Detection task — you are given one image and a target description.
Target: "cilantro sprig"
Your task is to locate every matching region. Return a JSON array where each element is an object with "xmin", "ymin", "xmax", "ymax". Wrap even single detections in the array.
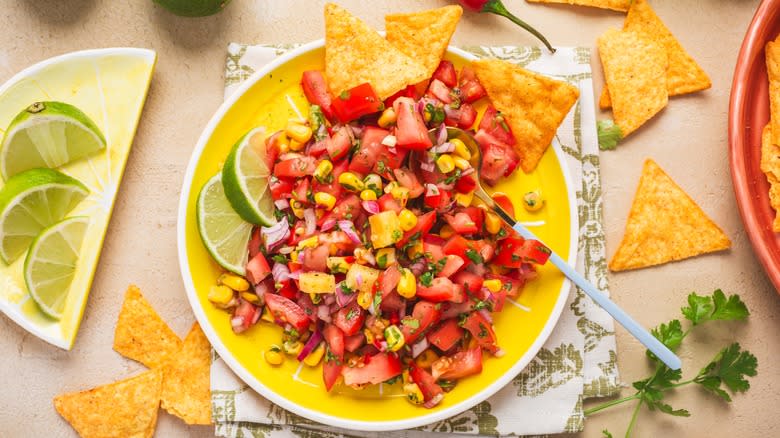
[
  {"xmin": 597, "ymin": 119, "xmax": 623, "ymax": 151},
  {"xmin": 587, "ymin": 290, "xmax": 756, "ymax": 437}
]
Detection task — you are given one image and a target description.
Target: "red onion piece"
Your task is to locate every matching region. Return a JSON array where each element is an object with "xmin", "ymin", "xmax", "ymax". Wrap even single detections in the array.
[
  {"xmin": 271, "ymin": 263, "xmax": 290, "ymax": 283},
  {"xmin": 478, "ymin": 309, "xmax": 493, "ymax": 323},
  {"xmin": 320, "ymin": 218, "xmax": 337, "ymax": 232},
  {"xmin": 297, "ymin": 329, "xmax": 324, "ymax": 361},
  {"xmin": 432, "ymin": 142, "xmax": 455, "ymax": 154},
  {"xmin": 335, "ymin": 283, "xmax": 356, "ymax": 307},
  {"xmin": 317, "ymin": 305, "xmax": 332, "ymax": 323},
  {"xmin": 304, "ymin": 208, "xmax": 317, "ymax": 235},
  {"xmin": 424, "ymin": 393, "xmax": 444, "ymax": 409},
  {"xmin": 494, "ymin": 348, "xmax": 506, "ymax": 358},
  {"xmin": 436, "ymin": 124, "xmax": 448, "ymax": 145},
  {"xmin": 461, "ymin": 167, "xmax": 475, "ymax": 176},
  {"xmin": 278, "ymin": 246, "xmax": 294, "ymax": 255},
  {"xmin": 287, "ymin": 270, "xmax": 301, "ymax": 280},
  {"xmin": 362, "ymin": 200, "xmax": 380, "ymax": 215},
  {"xmin": 355, "ymin": 273, "xmax": 363, "ymax": 288},
  {"xmin": 420, "ymin": 162, "xmax": 435, "ymax": 172},
  {"xmin": 278, "ymin": 152, "xmax": 304, "ymax": 161},
  {"xmin": 323, "ymin": 294, "xmax": 336, "ymax": 306},
  {"xmin": 274, "ymin": 199, "xmax": 290, "ymax": 210},
  {"xmin": 231, "ymin": 316, "xmax": 246, "ymax": 333},
  {"xmin": 411, "ymin": 338, "xmax": 429, "ymax": 358},
  {"xmin": 338, "ymin": 220, "xmax": 362, "ymax": 245},
  {"xmin": 261, "ymin": 216, "xmax": 289, "ymax": 252}
]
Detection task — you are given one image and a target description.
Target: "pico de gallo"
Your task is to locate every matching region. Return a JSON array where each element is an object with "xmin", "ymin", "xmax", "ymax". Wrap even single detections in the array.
[{"xmin": 207, "ymin": 60, "xmax": 551, "ymax": 408}]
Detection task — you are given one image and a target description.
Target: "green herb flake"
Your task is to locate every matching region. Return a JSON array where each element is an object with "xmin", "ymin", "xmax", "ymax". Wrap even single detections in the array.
[
  {"xmin": 465, "ymin": 249, "xmax": 484, "ymax": 265},
  {"xmin": 339, "ymin": 90, "xmax": 351, "ymax": 100},
  {"xmin": 597, "ymin": 119, "xmax": 623, "ymax": 151},
  {"xmin": 420, "ymin": 271, "xmax": 433, "ymax": 287}
]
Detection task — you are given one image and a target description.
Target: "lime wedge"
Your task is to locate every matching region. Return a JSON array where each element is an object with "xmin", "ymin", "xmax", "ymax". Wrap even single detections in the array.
[
  {"xmin": 24, "ymin": 216, "xmax": 89, "ymax": 319},
  {"xmin": 197, "ymin": 172, "xmax": 253, "ymax": 275},
  {"xmin": 0, "ymin": 101, "xmax": 106, "ymax": 180},
  {"xmin": 0, "ymin": 168, "xmax": 88, "ymax": 264},
  {"xmin": 222, "ymin": 127, "xmax": 276, "ymax": 226}
]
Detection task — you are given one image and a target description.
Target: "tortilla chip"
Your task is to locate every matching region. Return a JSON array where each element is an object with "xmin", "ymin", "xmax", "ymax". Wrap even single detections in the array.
[
  {"xmin": 161, "ymin": 323, "xmax": 212, "ymax": 425},
  {"xmin": 599, "ymin": 87, "xmax": 612, "ymax": 109},
  {"xmin": 766, "ymin": 38, "xmax": 780, "ymax": 145},
  {"xmin": 113, "ymin": 285, "xmax": 182, "ymax": 369},
  {"xmin": 597, "ymin": 28, "xmax": 668, "ymax": 136},
  {"xmin": 760, "ymin": 124, "xmax": 780, "ymax": 231},
  {"xmin": 526, "ymin": 0, "xmax": 630, "ymax": 12},
  {"xmin": 324, "ymin": 3, "xmax": 428, "ymax": 99},
  {"xmin": 599, "ymin": 0, "xmax": 711, "ymax": 109},
  {"xmin": 609, "ymin": 159, "xmax": 730, "ymax": 271},
  {"xmin": 386, "ymin": 6, "xmax": 462, "ymax": 79},
  {"xmin": 54, "ymin": 369, "xmax": 162, "ymax": 438},
  {"xmin": 472, "ymin": 59, "xmax": 579, "ymax": 173}
]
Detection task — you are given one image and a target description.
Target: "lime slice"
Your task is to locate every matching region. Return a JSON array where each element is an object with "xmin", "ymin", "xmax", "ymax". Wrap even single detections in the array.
[
  {"xmin": 222, "ymin": 127, "xmax": 276, "ymax": 226},
  {"xmin": 0, "ymin": 101, "xmax": 106, "ymax": 180},
  {"xmin": 24, "ymin": 216, "xmax": 89, "ymax": 319},
  {"xmin": 197, "ymin": 172, "xmax": 253, "ymax": 275},
  {"xmin": 0, "ymin": 168, "xmax": 88, "ymax": 264}
]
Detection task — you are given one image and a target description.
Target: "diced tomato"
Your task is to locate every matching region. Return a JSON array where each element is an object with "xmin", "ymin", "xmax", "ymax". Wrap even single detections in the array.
[
  {"xmin": 432, "ymin": 60, "xmax": 458, "ymax": 88},
  {"xmin": 394, "ymin": 97, "xmax": 432, "ymax": 150},
  {"xmin": 302, "ymin": 244, "xmax": 329, "ymax": 272},
  {"xmin": 424, "ymin": 183, "xmax": 451, "ymax": 209},
  {"xmin": 269, "ymin": 176, "xmax": 294, "ymax": 200},
  {"xmin": 307, "ymin": 140, "xmax": 329, "ymax": 157},
  {"xmin": 453, "ymin": 270, "xmax": 483, "ymax": 293},
  {"xmin": 442, "ymin": 235, "xmax": 469, "ymax": 260},
  {"xmin": 320, "ymin": 194, "xmax": 361, "ymax": 225},
  {"xmin": 440, "ymin": 300, "xmax": 477, "ymax": 320},
  {"xmin": 323, "ymin": 324, "xmax": 345, "ymax": 359},
  {"xmin": 327, "ymin": 126, "xmax": 353, "ymax": 161},
  {"xmin": 374, "ymin": 145, "xmax": 408, "ymax": 179},
  {"xmin": 417, "ymin": 277, "xmax": 465, "ymax": 303},
  {"xmin": 409, "ymin": 364, "xmax": 443, "ymax": 406},
  {"xmin": 396, "ymin": 211, "xmax": 436, "ymax": 248},
  {"xmin": 427, "ymin": 318, "xmax": 464, "ymax": 352},
  {"xmin": 232, "ymin": 299, "xmax": 259, "ymax": 333},
  {"xmin": 331, "ymin": 83, "xmax": 384, "ymax": 123},
  {"xmin": 301, "ymin": 70, "xmax": 336, "ymax": 121},
  {"xmin": 274, "ymin": 156, "xmax": 317, "ymax": 178},
  {"xmin": 479, "ymin": 105, "xmax": 516, "ymax": 145},
  {"xmin": 469, "ymin": 239, "xmax": 495, "ymax": 263},
  {"xmin": 333, "ymin": 301, "xmax": 365, "ymax": 336},
  {"xmin": 248, "ymin": 227, "xmax": 262, "ymax": 259},
  {"xmin": 349, "ymin": 126, "xmax": 388, "ymax": 175},
  {"xmin": 454, "ymin": 173, "xmax": 477, "ymax": 194},
  {"xmin": 457, "ymin": 103, "xmax": 477, "ymax": 129},
  {"xmin": 475, "ymin": 130, "xmax": 520, "ymax": 185},
  {"xmin": 444, "ymin": 212, "xmax": 479, "ymax": 234},
  {"xmin": 323, "ymin": 360, "xmax": 343, "ymax": 392},
  {"xmin": 459, "ymin": 79, "xmax": 486, "ymax": 104},
  {"xmin": 401, "ymin": 300, "xmax": 441, "ymax": 343},
  {"xmin": 423, "ymin": 234, "xmax": 446, "ymax": 261},
  {"xmin": 462, "ymin": 312, "xmax": 498, "ymax": 354},
  {"xmin": 494, "ymin": 237, "xmax": 551, "ymax": 268},
  {"xmin": 246, "ymin": 252, "xmax": 271, "ymax": 285},
  {"xmin": 380, "ymin": 290, "xmax": 405, "ymax": 312},
  {"xmin": 264, "ymin": 131, "xmax": 283, "ymax": 170},
  {"xmin": 393, "ymin": 168, "xmax": 424, "ymax": 198},
  {"xmin": 384, "ymin": 85, "xmax": 417, "ymax": 109},
  {"xmin": 296, "ymin": 293, "xmax": 317, "ymax": 320},
  {"xmin": 264, "ymin": 293, "xmax": 311, "ymax": 331},
  {"xmin": 427, "ymin": 79, "xmax": 454, "ymax": 104},
  {"xmin": 380, "ymin": 266, "xmax": 402, "ymax": 296},
  {"xmin": 492, "ymin": 192, "xmax": 515, "ymax": 217},
  {"xmin": 377, "ymin": 193, "xmax": 403, "ymax": 214},
  {"xmin": 292, "ymin": 177, "xmax": 310, "ymax": 204},
  {"xmin": 437, "ymin": 254, "xmax": 465, "ymax": 278},
  {"xmin": 486, "ymin": 273, "xmax": 522, "ymax": 298},
  {"xmin": 342, "ymin": 352, "xmax": 402, "ymax": 386},
  {"xmin": 344, "ymin": 333, "xmax": 366, "ymax": 352},
  {"xmin": 431, "ymin": 347, "xmax": 483, "ymax": 380},
  {"xmin": 319, "ymin": 230, "xmax": 359, "ymax": 254}
]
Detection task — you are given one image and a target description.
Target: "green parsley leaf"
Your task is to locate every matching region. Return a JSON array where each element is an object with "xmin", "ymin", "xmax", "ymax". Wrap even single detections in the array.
[
  {"xmin": 376, "ymin": 253, "xmax": 388, "ymax": 269},
  {"xmin": 650, "ymin": 319, "xmax": 684, "ymax": 352},
  {"xmin": 602, "ymin": 430, "xmax": 613, "ymax": 438},
  {"xmin": 465, "ymin": 249, "xmax": 484, "ymax": 265},
  {"xmin": 401, "ymin": 318, "xmax": 420, "ymax": 329},
  {"xmin": 682, "ymin": 290, "xmax": 749, "ymax": 326},
  {"xmin": 694, "ymin": 342, "xmax": 757, "ymax": 396},
  {"xmin": 420, "ymin": 271, "xmax": 433, "ymax": 287},
  {"xmin": 648, "ymin": 402, "xmax": 690, "ymax": 417},
  {"xmin": 339, "ymin": 90, "xmax": 350, "ymax": 100},
  {"xmin": 271, "ymin": 254, "xmax": 288, "ymax": 264},
  {"xmin": 597, "ymin": 119, "xmax": 623, "ymax": 151},
  {"xmin": 392, "ymin": 229, "xmax": 403, "ymax": 242}
]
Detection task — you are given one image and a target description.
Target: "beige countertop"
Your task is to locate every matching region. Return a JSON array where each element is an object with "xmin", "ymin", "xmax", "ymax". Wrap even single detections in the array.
[{"xmin": 1, "ymin": 0, "xmax": 779, "ymax": 436}]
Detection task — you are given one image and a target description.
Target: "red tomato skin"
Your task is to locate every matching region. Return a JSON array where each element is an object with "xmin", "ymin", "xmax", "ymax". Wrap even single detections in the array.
[
  {"xmin": 431, "ymin": 347, "xmax": 483, "ymax": 380},
  {"xmin": 327, "ymin": 126, "xmax": 353, "ymax": 161},
  {"xmin": 432, "ymin": 60, "xmax": 458, "ymax": 87},
  {"xmin": 333, "ymin": 302, "xmax": 366, "ymax": 336},
  {"xmin": 264, "ymin": 293, "xmax": 311, "ymax": 331},
  {"xmin": 323, "ymin": 360, "xmax": 343, "ymax": 392},
  {"xmin": 344, "ymin": 333, "xmax": 366, "ymax": 352},
  {"xmin": 462, "ymin": 311, "xmax": 499, "ymax": 354},
  {"xmin": 452, "ymin": 270, "xmax": 484, "ymax": 293},
  {"xmin": 301, "ymin": 70, "xmax": 336, "ymax": 121},
  {"xmin": 349, "ymin": 126, "xmax": 389, "ymax": 175},
  {"xmin": 457, "ymin": 103, "xmax": 477, "ymax": 129},
  {"xmin": 378, "ymin": 193, "xmax": 403, "ymax": 214},
  {"xmin": 394, "ymin": 97, "xmax": 433, "ymax": 151},
  {"xmin": 323, "ymin": 324, "xmax": 345, "ymax": 359},
  {"xmin": 396, "ymin": 211, "xmax": 436, "ymax": 248},
  {"xmin": 401, "ymin": 300, "xmax": 442, "ymax": 343},
  {"xmin": 341, "ymin": 353, "xmax": 402, "ymax": 385},
  {"xmin": 331, "ymin": 83, "xmax": 384, "ymax": 123},
  {"xmin": 417, "ymin": 277, "xmax": 465, "ymax": 303},
  {"xmin": 426, "ymin": 318, "xmax": 464, "ymax": 352},
  {"xmin": 409, "ymin": 364, "xmax": 443, "ymax": 404},
  {"xmin": 270, "ymin": 176, "xmax": 294, "ymax": 200},
  {"xmin": 246, "ymin": 252, "xmax": 271, "ymax": 285},
  {"xmin": 479, "ymin": 105, "xmax": 516, "ymax": 146},
  {"xmin": 273, "ymin": 156, "xmax": 317, "ymax": 178}
]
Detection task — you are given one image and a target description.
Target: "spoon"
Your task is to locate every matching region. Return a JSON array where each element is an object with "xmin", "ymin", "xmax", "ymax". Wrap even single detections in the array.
[{"xmin": 425, "ymin": 127, "xmax": 681, "ymax": 371}]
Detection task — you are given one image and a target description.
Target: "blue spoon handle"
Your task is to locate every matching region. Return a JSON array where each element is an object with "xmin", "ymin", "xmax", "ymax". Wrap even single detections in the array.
[{"xmin": 510, "ymin": 222, "xmax": 681, "ymax": 370}]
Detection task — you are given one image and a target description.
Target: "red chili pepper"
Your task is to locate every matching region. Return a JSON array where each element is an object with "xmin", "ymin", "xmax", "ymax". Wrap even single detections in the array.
[{"xmin": 457, "ymin": 0, "xmax": 555, "ymax": 53}]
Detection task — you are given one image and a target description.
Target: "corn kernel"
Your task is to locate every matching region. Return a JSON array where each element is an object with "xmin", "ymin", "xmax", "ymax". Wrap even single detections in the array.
[
  {"xmin": 483, "ymin": 279, "xmax": 502, "ymax": 293},
  {"xmin": 384, "ymin": 325, "xmax": 405, "ymax": 352},
  {"xmin": 327, "ymin": 256, "xmax": 353, "ymax": 274},
  {"xmin": 261, "ymin": 306, "xmax": 274, "ymax": 323},
  {"xmin": 406, "ymin": 240, "xmax": 424, "ymax": 260},
  {"xmin": 314, "ymin": 192, "xmax": 336, "ymax": 210},
  {"xmin": 451, "ymin": 138, "xmax": 472, "ymax": 160},
  {"xmin": 484, "ymin": 211, "xmax": 502, "ymax": 234},
  {"xmin": 218, "ymin": 273, "xmax": 250, "ymax": 292},
  {"xmin": 436, "ymin": 154, "xmax": 455, "ymax": 173},
  {"xmin": 397, "ymin": 268, "xmax": 417, "ymax": 298},
  {"xmin": 286, "ymin": 122, "xmax": 313, "ymax": 144},
  {"xmin": 523, "ymin": 190, "xmax": 544, "ymax": 212},
  {"xmin": 357, "ymin": 290, "xmax": 373, "ymax": 309},
  {"xmin": 383, "ymin": 181, "xmax": 399, "ymax": 194},
  {"xmin": 310, "ymin": 292, "xmax": 322, "ymax": 304},
  {"xmin": 398, "ymin": 209, "xmax": 418, "ymax": 231},
  {"xmin": 276, "ymin": 134, "xmax": 291, "ymax": 154},
  {"xmin": 241, "ymin": 292, "xmax": 261, "ymax": 304},
  {"xmin": 390, "ymin": 186, "xmax": 410, "ymax": 206},
  {"xmin": 303, "ymin": 342, "xmax": 326, "ymax": 366},
  {"xmin": 363, "ymin": 174, "xmax": 383, "ymax": 193},
  {"xmin": 377, "ymin": 107, "xmax": 397, "ymax": 128},
  {"xmin": 415, "ymin": 349, "xmax": 440, "ymax": 369},
  {"xmin": 289, "ymin": 139, "xmax": 305, "ymax": 151},
  {"xmin": 404, "ymin": 384, "xmax": 424, "ymax": 404},
  {"xmin": 338, "ymin": 172, "xmax": 365, "ymax": 192},
  {"xmin": 439, "ymin": 224, "xmax": 455, "ymax": 239},
  {"xmin": 283, "ymin": 340, "xmax": 303, "ymax": 356},
  {"xmin": 208, "ymin": 285, "xmax": 234, "ymax": 307},
  {"xmin": 363, "ymin": 328, "xmax": 375, "ymax": 345},
  {"xmin": 375, "ymin": 248, "xmax": 397, "ymax": 268},
  {"xmin": 454, "ymin": 191, "xmax": 474, "ymax": 207},
  {"xmin": 291, "ymin": 200, "xmax": 306, "ymax": 219},
  {"xmin": 297, "ymin": 235, "xmax": 319, "ymax": 250},
  {"xmin": 360, "ymin": 189, "xmax": 377, "ymax": 201},
  {"xmin": 290, "ymin": 250, "xmax": 299, "ymax": 263},
  {"xmin": 453, "ymin": 156, "xmax": 471, "ymax": 170},
  {"xmin": 314, "ymin": 159, "xmax": 333, "ymax": 182},
  {"xmin": 265, "ymin": 345, "xmax": 284, "ymax": 366}
]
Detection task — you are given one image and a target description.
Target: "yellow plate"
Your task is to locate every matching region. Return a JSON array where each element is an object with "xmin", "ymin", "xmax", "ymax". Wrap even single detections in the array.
[
  {"xmin": 0, "ymin": 48, "xmax": 156, "ymax": 349},
  {"xmin": 178, "ymin": 41, "xmax": 577, "ymax": 431}
]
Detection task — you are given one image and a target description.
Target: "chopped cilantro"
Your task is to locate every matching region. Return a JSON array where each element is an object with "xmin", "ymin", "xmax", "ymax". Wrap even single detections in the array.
[
  {"xmin": 340, "ymin": 282, "xmax": 354, "ymax": 295},
  {"xmin": 497, "ymin": 228, "xmax": 507, "ymax": 238},
  {"xmin": 392, "ymin": 229, "xmax": 403, "ymax": 241},
  {"xmin": 511, "ymin": 253, "xmax": 521, "ymax": 262},
  {"xmin": 420, "ymin": 271, "xmax": 433, "ymax": 287},
  {"xmin": 465, "ymin": 249, "xmax": 484, "ymax": 265},
  {"xmin": 271, "ymin": 254, "xmax": 288, "ymax": 264},
  {"xmin": 377, "ymin": 253, "xmax": 388, "ymax": 268},
  {"xmin": 339, "ymin": 90, "xmax": 351, "ymax": 100},
  {"xmin": 478, "ymin": 323, "xmax": 489, "ymax": 338},
  {"xmin": 376, "ymin": 160, "xmax": 387, "ymax": 174},
  {"xmin": 597, "ymin": 119, "xmax": 623, "ymax": 151},
  {"xmin": 384, "ymin": 375, "xmax": 402, "ymax": 385},
  {"xmin": 443, "ymin": 169, "xmax": 462, "ymax": 185},
  {"xmin": 401, "ymin": 318, "xmax": 420, "ymax": 329},
  {"xmin": 346, "ymin": 308, "xmax": 358, "ymax": 320}
]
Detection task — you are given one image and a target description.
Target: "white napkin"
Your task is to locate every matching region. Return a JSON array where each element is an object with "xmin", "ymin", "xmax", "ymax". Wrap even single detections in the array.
[{"xmin": 212, "ymin": 43, "xmax": 620, "ymax": 437}]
